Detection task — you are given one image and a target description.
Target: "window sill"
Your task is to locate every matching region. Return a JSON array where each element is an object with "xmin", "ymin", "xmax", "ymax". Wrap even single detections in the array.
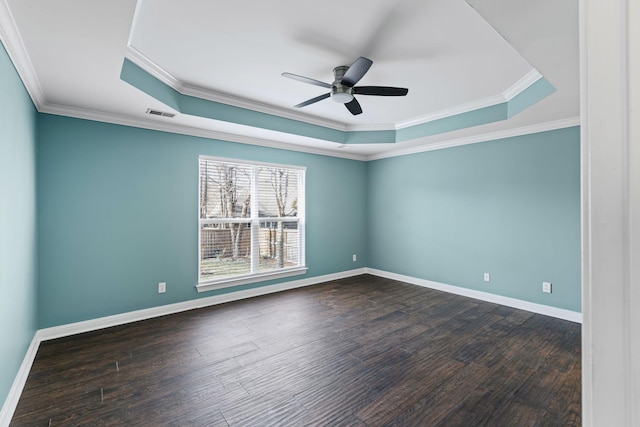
[{"xmin": 196, "ymin": 266, "xmax": 308, "ymax": 293}]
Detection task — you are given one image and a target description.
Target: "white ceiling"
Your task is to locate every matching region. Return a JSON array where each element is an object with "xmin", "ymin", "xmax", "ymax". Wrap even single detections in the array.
[{"xmin": 0, "ymin": 0, "xmax": 579, "ymax": 160}]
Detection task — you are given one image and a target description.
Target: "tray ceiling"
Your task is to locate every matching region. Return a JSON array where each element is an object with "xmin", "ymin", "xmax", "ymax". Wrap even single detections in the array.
[{"xmin": 0, "ymin": 0, "xmax": 579, "ymax": 159}]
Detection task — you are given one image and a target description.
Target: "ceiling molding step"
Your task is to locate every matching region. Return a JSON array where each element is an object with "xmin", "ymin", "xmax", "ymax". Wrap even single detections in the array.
[
  {"xmin": 367, "ymin": 116, "xmax": 581, "ymax": 161},
  {"xmin": 504, "ymin": 69, "xmax": 543, "ymax": 101},
  {"xmin": 396, "ymin": 68, "xmax": 543, "ymax": 130},
  {"xmin": 125, "ymin": 45, "xmax": 182, "ymax": 90},
  {"xmin": 38, "ymin": 102, "xmax": 368, "ymax": 162},
  {"xmin": 397, "ymin": 102, "xmax": 509, "ymax": 142},
  {"xmin": 343, "ymin": 122, "xmax": 401, "ymax": 132},
  {"xmin": 120, "ymin": 58, "xmax": 351, "ymax": 144},
  {"xmin": 35, "ymin": 102, "xmax": 579, "ymax": 164},
  {"xmin": 124, "ymin": 45, "xmax": 549, "ymax": 137},
  {"xmin": 121, "ymin": 58, "xmax": 556, "ymax": 147},
  {"xmin": 178, "ymin": 81, "xmax": 348, "ymax": 131},
  {"xmin": 124, "ymin": 46, "xmax": 350, "ymax": 132},
  {"xmin": 507, "ymin": 76, "xmax": 556, "ymax": 118},
  {"xmin": 0, "ymin": 0, "xmax": 46, "ymax": 109},
  {"xmin": 396, "ymin": 94, "xmax": 506, "ymax": 130}
]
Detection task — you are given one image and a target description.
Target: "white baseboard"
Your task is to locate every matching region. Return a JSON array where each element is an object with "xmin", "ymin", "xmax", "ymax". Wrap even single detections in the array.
[
  {"xmin": 1, "ymin": 266, "xmax": 581, "ymax": 426},
  {"xmin": 37, "ymin": 268, "xmax": 367, "ymax": 341},
  {"xmin": 366, "ymin": 268, "xmax": 582, "ymax": 323},
  {"xmin": 0, "ymin": 335, "xmax": 40, "ymax": 427},
  {"xmin": 0, "ymin": 268, "xmax": 366, "ymax": 426}
]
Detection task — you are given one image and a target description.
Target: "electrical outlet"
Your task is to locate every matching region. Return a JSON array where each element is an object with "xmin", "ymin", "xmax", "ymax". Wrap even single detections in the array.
[
  {"xmin": 353, "ymin": 254, "xmax": 357, "ymax": 262},
  {"xmin": 542, "ymin": 282, "xmax": 552, "ymax": 293},
  {"xmin": 158, "ymin": 282, "xmax": 166, "ymax": 293},
  {"xmin": 483, "ymin": 272, "xmax": 490, "ymax": 282}
]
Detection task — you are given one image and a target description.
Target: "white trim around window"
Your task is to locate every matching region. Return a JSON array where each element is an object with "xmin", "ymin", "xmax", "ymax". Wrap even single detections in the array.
[{"xmin": 196, "ymin": 156, "xmax": 306, "ymax": 292}]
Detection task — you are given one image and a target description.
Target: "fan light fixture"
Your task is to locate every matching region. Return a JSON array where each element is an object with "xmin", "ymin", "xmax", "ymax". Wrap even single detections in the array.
[{"xmin": 331, "ymin": 89, "xmax": 354, "ymax": 104}]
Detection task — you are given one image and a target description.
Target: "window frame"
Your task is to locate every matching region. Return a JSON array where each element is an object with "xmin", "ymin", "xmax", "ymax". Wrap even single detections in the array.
[{"xmin": 196, "ymin": 155, "xmax": 307, "ymax": 292}]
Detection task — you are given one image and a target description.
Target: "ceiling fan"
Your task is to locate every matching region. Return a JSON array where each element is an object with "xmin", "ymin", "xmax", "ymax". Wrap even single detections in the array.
[{"xmin": 282, "ymin": 57, "xmax": 408, "ymax": 115}]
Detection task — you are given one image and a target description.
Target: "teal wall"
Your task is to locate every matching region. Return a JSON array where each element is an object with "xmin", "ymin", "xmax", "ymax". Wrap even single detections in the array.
[
  {"xmin": 0, "ymin": 43, "xmax": 38, "ymax": 407},
  {"xmin": 367, "ymin": 127, "xmax": 581, "ymax": 312},
  {"xmin": 36, "ymin": 115, "xmax": 368, "ymax": 328},
  {"xmin": 0, "ymin": 38, "xmax": 581, "ymax": 414}
]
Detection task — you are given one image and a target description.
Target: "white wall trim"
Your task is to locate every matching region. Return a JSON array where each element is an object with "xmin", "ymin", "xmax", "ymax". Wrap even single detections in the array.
[
  {"xmin": 1, "ymin": 265, "xmax": 582, "ymax": 425},
  {"xmin": 0, "ymin": 335, "xmax": 40, "ymax": 427},
  {"xmin": 366, "ymin": 268, "xmax": 582, "ymax": 323},
  {"xmin": 366, "ymin": 117, "xmax": 581, "ymax": 161},
  {"xmin": 38, "ymin": 102, "xmax": 581, "ymax": 164},
  {"xmin": 394, "ymin": 94, "xmax": 506, "ymax": 130},
  {"xmin": 503, "ymin": 69, "xmax": 544, "ymax": 101},
  {"xmin": 394, "ymin": 70, "xmax": 541, "ymax": 130},
  {"xmin": 580, "ymin": 0, "xmax": 639, "ymax": 424},
  {"xmin": 1, "ymin": 9, "xmax": 574, "ymax": 167},
  {"xmin": 579, "ymin": 2, "xmax": 592, "ymax": 423},
  {"xmin": 0, "ymin": 0, "xmax": 46, "ymax": 108},
  {"xmin": 19, "ymin": 267, "xmax": 583, "ymax": 343},
  {"xmin": 196, "ymin": 267, "xmax": 308, "ymax": 293},
  {"xmin": 37, "ymin": 268, "xmax": 366, "ymax": 341},
  {"xmin": 629, "ymin": 2, "xmax": 640, "ymax": 423},
  {"xmin": 0, "ymin": 268, "xmax": 365, "ymax": 425},
  {"xmin": 38, "ymin": 103, "xmax": 368, "ymax": 161},
  {"xmin": 124, "ymin": 46, "xmax": 350, "ymax": 132},
  {"xmin": 1, "ymin": 0, "xmax": 570, "ymax": 164},
  {"xmin": 125, "ymin": 44, "xmax": 545, "ymax": 135},
  {"xmin": 125, "ymin": 45, "xmax": 182, "ymax": 93}
]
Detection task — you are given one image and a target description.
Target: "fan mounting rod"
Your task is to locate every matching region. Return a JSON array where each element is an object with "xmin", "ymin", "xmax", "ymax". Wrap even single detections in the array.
[{"xmin": 331, "ymin": 66, "xmax": 353, "ymax": 104}]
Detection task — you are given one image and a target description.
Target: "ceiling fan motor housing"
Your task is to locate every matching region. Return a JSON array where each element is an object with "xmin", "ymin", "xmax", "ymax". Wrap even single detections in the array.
[{"xmin": 331, "ymin": 65, "xmax": 354, "ymax": 103}]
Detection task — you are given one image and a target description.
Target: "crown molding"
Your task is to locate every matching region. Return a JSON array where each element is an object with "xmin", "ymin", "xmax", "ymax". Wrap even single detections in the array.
[
  {"xmin": 2, "ymin": 0, "xmax": 566, "ymax": 164},
  {"xmin": 123, "ymin": 50, "xmax": 556, "ymax": 149},
  {"xmin": 39, "ymin": 102, "xmax": 368, "ymax": 161},
  {"xmin": 395, "ymin": 69, "xmax": 543, "ymax": 130},
  {"xmin": 125, "ymin": 45, "xmax": 181, "ymax": 89},
  {"xmin": 39, "ymin": 102, "xmax": 579, "ymax": 164},
  {"xmin": 344, "ymin": 122, "xmax": 401, "ymax": 132},
  {"xmin": 367, "ymin": 116, "xmax": 581, "ymax": 161},
  {"xmin": 126, "ymin": 47, "xmax": 401, "ymax": 134},
  {"xmin": 124, "ymin": 43, "xmax": 546, "ymax": 136},
  {"xmin": 0, "ymin": 0, "xmax": 46, "ymax": 108},
  {"xmin": 504, "ymin": 69, "xmax": 543, "ymax": 100},
  {"xmin": 124, "ymin": 46, "xmax": 351, "ymax": 132},
  {"xmin": 396, "ymin": 94, "xmax": 506, "ymax": 129}
]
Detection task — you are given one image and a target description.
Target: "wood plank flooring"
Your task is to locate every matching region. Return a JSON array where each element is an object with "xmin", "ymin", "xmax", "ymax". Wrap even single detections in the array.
[{"xmin": 10, "ymin": 275, "xmax": 581, "ymax": 426}]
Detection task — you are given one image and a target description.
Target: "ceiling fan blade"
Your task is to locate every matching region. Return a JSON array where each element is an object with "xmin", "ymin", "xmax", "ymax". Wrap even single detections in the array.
[
  {"xmin": 294, "ymin": 92, "xmax": 331, "ymax": 108},
  {"xmin": 354, "ymin": 86, "xmax": 409, "ymax": 96},
  {"xmin": 344, "ymin": 98, "xmax": 363, "ymax": 115},
  {"xmin": 341, "ymin": 57, "xmax": 373, "ymax": 87},
  {"xmin": 282, "ymin": 72, "xmax": 332, "ymax": 89}
]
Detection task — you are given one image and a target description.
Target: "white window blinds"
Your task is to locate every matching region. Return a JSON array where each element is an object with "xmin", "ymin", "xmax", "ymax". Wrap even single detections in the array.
[{"xmin": 198, "ymin": 156, "xmax": 306, "ymax": 290}]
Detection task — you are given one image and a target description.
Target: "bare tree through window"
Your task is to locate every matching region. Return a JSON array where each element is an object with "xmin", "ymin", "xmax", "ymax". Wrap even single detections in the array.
[
  {"xmin": 199, "ymin": 158, "xmax": 304, "ymax": 284},
  {"xmin": 263, "ymin": 168, "xmax": 298, "ymax": 268}
]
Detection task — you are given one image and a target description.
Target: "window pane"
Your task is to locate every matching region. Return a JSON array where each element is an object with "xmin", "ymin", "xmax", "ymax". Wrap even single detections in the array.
[
  {"xmin": 258, "ymin": 221, "xmax": 299, "ymax": 272},
  {"xmin": 258, "ymin": 167, "xmax": 299, "ymax": 218},
  {"xmin": 200, "ymin": 222, "xmax": 251, "ymax": 281},
  {"xmin": 200, "ymin": 160, "xmax": 252, "ymax": 219},
  {"xmin": 199, "ymin": 156, "xmax": 305, "ymax": 287}
]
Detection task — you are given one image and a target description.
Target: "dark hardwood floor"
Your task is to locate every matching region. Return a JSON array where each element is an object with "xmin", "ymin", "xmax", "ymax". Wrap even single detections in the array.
[{"xmin": 10, "ymin": 275, "xmax": 581, "ymax": 426}]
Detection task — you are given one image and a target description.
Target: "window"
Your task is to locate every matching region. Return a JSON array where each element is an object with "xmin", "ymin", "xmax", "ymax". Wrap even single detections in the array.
[{"xmin": 198, "ymin": 156, "xmax": 306, "ymax": 291}]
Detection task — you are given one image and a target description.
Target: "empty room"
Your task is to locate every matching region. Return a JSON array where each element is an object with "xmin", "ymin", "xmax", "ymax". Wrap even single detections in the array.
[{"xmin": 1, "ymin": 0, "xmax": 637, "ymax": 426}]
